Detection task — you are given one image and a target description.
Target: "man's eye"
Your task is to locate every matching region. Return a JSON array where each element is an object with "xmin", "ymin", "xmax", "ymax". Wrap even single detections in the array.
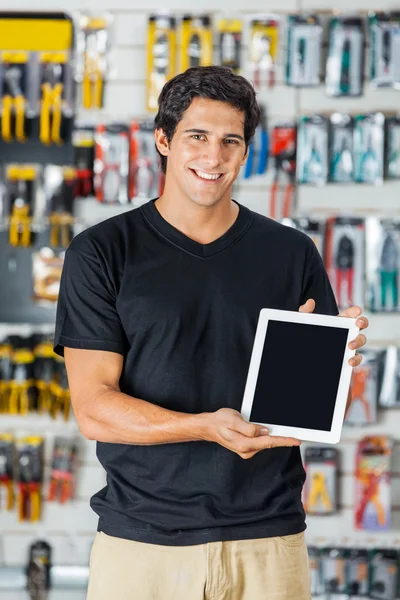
[
  {"xmin": 191, "ymin": 134, "xmax": 205, "ymax": 140},
  {"xmin": 225, "ymin": 139, "xmax": 239, "ymax": 144}
]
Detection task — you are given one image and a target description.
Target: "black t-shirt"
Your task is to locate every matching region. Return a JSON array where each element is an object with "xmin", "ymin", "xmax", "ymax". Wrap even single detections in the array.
[{"xmin": 54, "ymin": 199, "xmax": 338, "ymax": 546}]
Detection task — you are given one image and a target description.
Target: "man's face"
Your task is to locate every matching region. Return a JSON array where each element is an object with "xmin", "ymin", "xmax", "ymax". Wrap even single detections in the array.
[{"xmin": 156, "ymin": 97, "xmax": 248, "ymax": 208}]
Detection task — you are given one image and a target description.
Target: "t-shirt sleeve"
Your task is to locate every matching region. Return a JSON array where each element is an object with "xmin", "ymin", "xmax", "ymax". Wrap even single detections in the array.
[
  {"xmin": 54, "ymin": 244, "xmax": 126, "ymax": 357},
  {"xmin": 300, "ymin": 239, "xmax": 338, "ymax": 317}
]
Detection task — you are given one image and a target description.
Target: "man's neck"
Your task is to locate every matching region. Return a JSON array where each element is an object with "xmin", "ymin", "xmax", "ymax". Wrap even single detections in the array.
[{"xmin": 154, "ymin": 193, "xmax": 239, "ymax": 245}]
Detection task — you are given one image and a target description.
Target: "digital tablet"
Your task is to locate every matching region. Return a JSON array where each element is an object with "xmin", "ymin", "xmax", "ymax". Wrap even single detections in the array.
[{"xmin": 240, "ymin": 308, "xmax": 359, "ymax": 444}]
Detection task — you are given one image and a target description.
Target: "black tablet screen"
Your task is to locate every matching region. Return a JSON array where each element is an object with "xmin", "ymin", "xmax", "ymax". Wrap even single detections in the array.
[{"xmin": 249, "ymin": 320, "xmax": 349, "ymax": 431}]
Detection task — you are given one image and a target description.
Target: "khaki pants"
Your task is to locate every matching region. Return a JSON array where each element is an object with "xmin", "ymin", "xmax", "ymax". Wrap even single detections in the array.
[{"xmin": 87, "ymin": 530, "xmax": 311, "ymax": 600}]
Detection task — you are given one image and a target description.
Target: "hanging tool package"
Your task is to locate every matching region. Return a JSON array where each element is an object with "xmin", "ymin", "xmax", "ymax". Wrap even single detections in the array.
[
  {"xmin": 130, "ymin": 120, "xmax": 162, "ymax": 204},
  {"xmin": 303, "ymin": 446, "xmax": 339, "ymax": 516},
  {"xmin": 77, "ymin": 14, "xmax": 112, "ymax": 111},
  {"xmin": 94, "ymin": 123, "xmax": 133, "ymax": 204},
  {"xmin": 0, "ymin": 433, "xmax": 14, "ymax": 511},
  {"xmin": 147, "ymin": 13, "xmax": 176, "ymax": 112},
  {"xmin": 325, "ymin": 16, "xmax": 364, "ymax": 97},
  {"xmin": 296, "ymin": 114, "xmax": 328, "ymax": 185},
  {"xmin": 73, "ymin": 125, "xmax": 95, "ymax": 197},
  {"xmin": 16, "ymin": 435, "xmax": 43, "ymax": 523},
  {"xmin": 329, "ymin": 113, "xmax": 354, "ymax": 183},
  {"xmin": 366, "ymin": 217, "xmax": 400, "ymax": 313},
  {"xmin": 353, "ymin": 112, "xmax": 385, "ymax": 185},
  {"xmin": 345, "ymin": 348, "xmax": 381, "ymax": 426},
  {"xmin": 369, "ymin": 12, "xmax": 400, "ymax": 89},
  {"xmin": 355, "ymin": 435, "xmax": 392, "ymax": 532},
  {"xmin": 385, "ymin": 116, "xmax": 400, "ymax": 180},
  {"xmin": 379, "ymin": 345, "xmax": 400, "ymax": 408},
  {"xmin": 0, "ymin": 51, "xmax": 31, "ymax": 143},
  {"xmin": 44, "ymin": 165, "xmax": 76, "ymax": 248},
  {"xmin": 325, "ymin": 216, "xmax": 365, "ymax": 311},
  {"xmin": 248, "ymin": 14, "xmax": 280, "ymax": 90},
  {"xmin": 269, "ymin": 121, "xmax": 296, "ymax": 220},
  {"xmin": 217, "ymin": 18, "xmax": 242, "ymax": 73},
  {"xmin": 26, "ymin": 540, "xmax": 52, "ymax": 600},
  {"xmin": 286, "ymin": 14, "xmax": 322, "ymax": 87},
  {"xmin": 180, "ymin": 14, "xmax": 212, "ymax": 72},
  {"xmin": 319, "ymin": 547, "xmax": 347, "ymax": 595},
  {"xmin": 48, "ymin": 436, "xmax": 78, "ymax": 504},
  {"xmin": 5, "ymin": 164, "xmax": 38, "ymax": 247}
]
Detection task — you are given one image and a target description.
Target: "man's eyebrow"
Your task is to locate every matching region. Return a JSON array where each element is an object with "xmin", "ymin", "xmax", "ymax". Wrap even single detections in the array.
[{"xmin": 183, "ymin": 128, "xmax": 245, "ymax": 141}]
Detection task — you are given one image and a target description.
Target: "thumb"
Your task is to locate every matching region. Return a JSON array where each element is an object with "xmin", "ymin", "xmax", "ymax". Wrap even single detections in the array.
[{"xmin": 299, "ymin": 298, "xmax": 316, "ymax": 313}]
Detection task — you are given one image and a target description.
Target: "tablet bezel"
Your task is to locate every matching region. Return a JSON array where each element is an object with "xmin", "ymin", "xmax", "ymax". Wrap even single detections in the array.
[{"xmin": 240, "ymin": 308, "xmax": 360, "ymax": 444}]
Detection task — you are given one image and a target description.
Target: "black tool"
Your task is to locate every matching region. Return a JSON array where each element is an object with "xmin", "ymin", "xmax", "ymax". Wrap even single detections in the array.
[{"xmin": 26, "ymin": 540, "xmax": 51, "ymax": 600}]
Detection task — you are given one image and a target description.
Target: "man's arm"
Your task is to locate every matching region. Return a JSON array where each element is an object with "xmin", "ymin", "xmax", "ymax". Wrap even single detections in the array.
[
  {"xmin": 65, "ymin": 347, "xmax": 206, "ymax": 445},
  {"xmin": 64, "ymin": 347, "xmax": 301, "ymax": 457}
]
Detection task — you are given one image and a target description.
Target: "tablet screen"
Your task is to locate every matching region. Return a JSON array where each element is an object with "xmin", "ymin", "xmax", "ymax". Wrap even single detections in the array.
[{"xmin": 249, "ymin": 320, "xmax": 349, "ymax": 431}]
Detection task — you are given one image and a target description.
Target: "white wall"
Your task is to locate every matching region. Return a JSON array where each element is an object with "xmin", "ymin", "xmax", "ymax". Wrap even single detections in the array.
[{"xmin": 0, "ymin": 0, "xmax": 400, "ymax": 598}]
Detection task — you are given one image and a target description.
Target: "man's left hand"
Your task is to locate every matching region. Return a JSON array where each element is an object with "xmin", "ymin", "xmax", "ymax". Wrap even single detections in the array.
[{"xmin": 299, "ymin": 299, "xmax": 369, "ymax": 367}]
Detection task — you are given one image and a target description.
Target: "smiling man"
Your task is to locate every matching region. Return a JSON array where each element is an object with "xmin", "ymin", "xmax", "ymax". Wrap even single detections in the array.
[{"xmin": 54, "ymin": 66, "xmax": 368, "ymax": 600}]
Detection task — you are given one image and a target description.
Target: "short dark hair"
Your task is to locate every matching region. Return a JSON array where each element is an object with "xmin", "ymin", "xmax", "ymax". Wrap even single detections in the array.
[{"xmin": 154, "ymin": 66, "xmax": 261, "ymax": 173}]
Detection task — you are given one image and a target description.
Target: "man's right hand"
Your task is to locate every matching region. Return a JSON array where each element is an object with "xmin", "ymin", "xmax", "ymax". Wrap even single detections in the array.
[{"xmin": 201, "ymin": 408, "xmax": 301, "ymax": 460}]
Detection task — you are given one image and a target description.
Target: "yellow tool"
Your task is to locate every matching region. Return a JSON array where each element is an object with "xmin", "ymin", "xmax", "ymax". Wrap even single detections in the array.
[
  {"xmin": 7, "ymin": 165, "xmax": 36, "ymax": 247},
  {"xmin": 81, "ymin": 16, "xmax": 109, "ymax": 109},
  {"xmin": 249, "ymin": 16, "xmax": 280, "ymax": 90},
  {"xmin": 51, "ymin": 354, "xmax": 71, "ymax": 421},
  {"xmin": 180, "ymin": 15, "xmax": 212, "ymax": 72},
  {"xmin": 307, "ymin": 472, "xmax": 333, "ymax": 512},
  {"xmin": 34, "ymin": 341, "xmax": 56, "ymax": 414},
  {"xmin": 217, "ymin": 19, "xmax": 242, "ymax": 73},
  {"xmin": 0, "ymin": 433, "xmax": 14, "ymax": 511},
  {"xmin": 9, "ymin": 201, "xmax": 31, "ymax": 247},
  {"xmin": 8, "ymin": 348, "xmax": 35, "ymax": 415},
  {"xmin": 51, "ymin": 386, "xmax": 71, "ymax": 421},
  {"xmin": 48, "ymin": 167, "xmax": 76, "ymax": 248},
  {"xmin": 147, "ymin": 14, "xmax": 176, "ymax": 112},
  {"xmin": 49, "ymin": 212, "xmax": 74, "ymax": 247},
  {"xmin": 1, "ymin": 52, "xmax": 27, "ymax": 143},
  {"xmin": 17, "ymin": 436, "xmax": 43, "ymax": 523},
  {"xmin": 40, "ymin": 55, "xmax": 66, "ymax": 145},
  {"xmin": 0, "ymin": 342, "xmax": 12, "ymax": 413}
]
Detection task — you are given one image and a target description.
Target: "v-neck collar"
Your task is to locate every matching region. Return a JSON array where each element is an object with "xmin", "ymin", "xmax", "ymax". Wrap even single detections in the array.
[{"xmin": 140, "ymin": 199, "xmax": 252, "ymax": 258}]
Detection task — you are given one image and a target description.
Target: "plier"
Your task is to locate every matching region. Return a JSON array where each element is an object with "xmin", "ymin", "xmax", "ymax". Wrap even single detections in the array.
[
  {"xmin": 335, "ymin": 233, "xmax": 354, "ymax": 307},
  {"xmin": 307, "ymin": 472, "xmax": 333, "ymax": 512},
  {"xmin": 270, "ymin": 157, "xmax": 295, "ymax": 220},
  {"xmin": 83, "ymin": 31, "xmax": 104, "ymax": 109},
  {"xmin": 1, "ymin": 66, "xmax": 26, "ymax": 143},
  {"xmin": 40, "ymin": 62, "xmax": 64, "ymax": 145}
]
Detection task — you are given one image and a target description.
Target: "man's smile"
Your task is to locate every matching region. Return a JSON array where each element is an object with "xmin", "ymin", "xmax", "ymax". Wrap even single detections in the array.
[{"xmin": 189, "ymin": 168, "xmax": 225, "ymax": 182}]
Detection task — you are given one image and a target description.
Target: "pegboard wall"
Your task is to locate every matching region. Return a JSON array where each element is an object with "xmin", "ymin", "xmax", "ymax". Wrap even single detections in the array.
[{"xmin": 0, "ymin": 1, "xmax": 400, "ymax": 598}]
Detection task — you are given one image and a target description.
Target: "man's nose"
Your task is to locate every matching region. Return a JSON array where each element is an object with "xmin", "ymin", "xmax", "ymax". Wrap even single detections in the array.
[{"xmin": 201, "ymin": 142, "xmax": 223, "ymax": 167}]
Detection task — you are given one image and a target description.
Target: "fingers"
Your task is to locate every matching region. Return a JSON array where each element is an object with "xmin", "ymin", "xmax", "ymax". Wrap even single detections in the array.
[
  {"xmin": 349, "ymin": 333, "xmax": 367, "ymax": 351},
  {"xmin": 237, "ymin": 435, "xmax": 302, "ymax": 459},
  {"xmin": 356, "ymin": 316, "xmax": 369, "ymax": 330},
  {"xmin": 338, "ymin": 307, "xmax": 369, "ymax": 333},
  {"xmin": 338, "ymin": 305, "xmax": 362, "ymax": 319},
  {"xmin": 267, "ymin": 436, "xmax": 302, "ymax": 448},
  {"xmin": 299, "ymin": 298, "xmax": 315, "ymax": 313},
  {"xmin": 231, "ymin": 418, "xmax": 268, "ymax": 438},
  {"xmin": 348, "ymin": 332, "xmax": 367, "ymax": 367},
  {"xmin": 224, "ymin": 428, "xmax": 301, "ymax": 458},
  {"xmin": 349, "ymin": 354, "xmax": 363, "ymax": 368}
]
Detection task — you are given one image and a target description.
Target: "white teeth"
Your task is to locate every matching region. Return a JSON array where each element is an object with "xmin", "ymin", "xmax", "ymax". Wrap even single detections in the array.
[{"xmin": 194, "ymin": 170, "xmax": 222, "ymax": 180}]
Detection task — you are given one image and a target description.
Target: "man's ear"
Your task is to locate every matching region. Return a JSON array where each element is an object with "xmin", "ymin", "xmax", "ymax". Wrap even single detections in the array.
[
  {"xmin": 241, "ymin": 147, "xmax": 249, "ymax": 166},
  {"xmin": 155, "ymin": 128, "xmax": 169, "ymax": 157}
]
